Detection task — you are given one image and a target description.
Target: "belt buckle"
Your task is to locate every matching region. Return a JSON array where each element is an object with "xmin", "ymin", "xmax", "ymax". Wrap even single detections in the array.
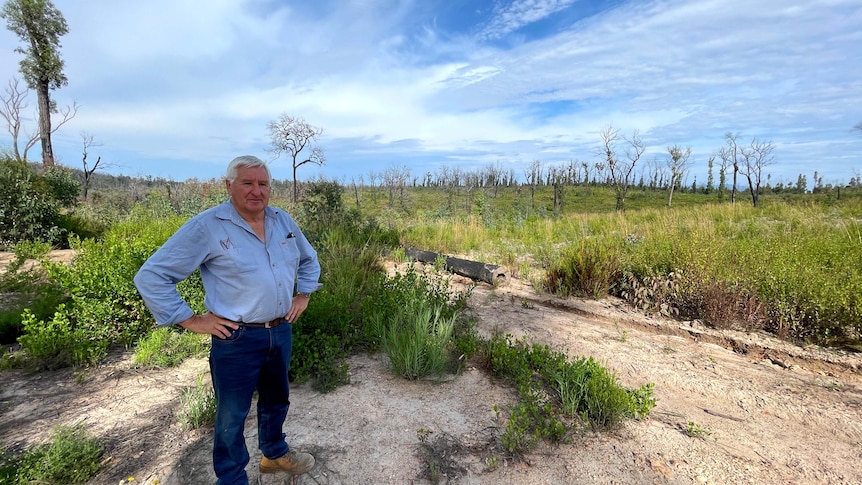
[{"xmin": 265, "ymin": 320, "xmax": 274, "ymax": 329}]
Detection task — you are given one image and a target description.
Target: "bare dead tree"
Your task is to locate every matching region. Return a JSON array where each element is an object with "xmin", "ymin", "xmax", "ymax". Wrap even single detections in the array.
[
  {"xmin": 738, "ymin": 138, "xmax": 775, "ymax": 207},
  {"xmin": 1, "ymin": 77, "xmax": 76, "ymax": 162},
  {"xmin": 600, "ymin": 125, "xmax": 644, "ymax": 211},
  {"xmin": 720, "ymin": 132, "xmax": 742, "ymax": 204},
  {"xmin": 547, "ymin": 164, "xmax": 566, "ymax": 216},
  {"xmin": 0, "ymin": 77, "xmax": 28, "ymax": 161},
  {"xmin": 79, "ymin": 131, "xmax": 119, "ymax": 198},
  {"xmin": 350, "ymin": 175, "xmax": 363, "ymax": 208},
  {"xmin": 266, "ymin": 114, "xmax": 325, "ymax": 203},
  {"xmin": 666, "ymin": 145, "xmax": 692, "ymax": 207},
  {"xmin": 524, "ymin": 159, "xmax": 542, "ymax": 210},
  {"xmin": 383, "ymin": 164, "xmax": 411, "ymax": 208}
]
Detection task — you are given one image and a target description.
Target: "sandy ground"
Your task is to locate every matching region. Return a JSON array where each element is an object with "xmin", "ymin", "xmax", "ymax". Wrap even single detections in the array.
[{"xmin": 1, "ymin": 256, "xmax": 861, "ymax": 484}]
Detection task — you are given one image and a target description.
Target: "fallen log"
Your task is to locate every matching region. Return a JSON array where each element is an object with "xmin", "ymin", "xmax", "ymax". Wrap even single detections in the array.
[{"xmin": 403, "ymin": 248, "xmax": 508, "ymax": 285}]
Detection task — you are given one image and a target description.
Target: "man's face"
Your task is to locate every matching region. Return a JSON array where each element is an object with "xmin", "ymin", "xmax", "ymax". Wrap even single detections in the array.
[{"xmin": 226, "ymin": 165, "xmax": 270, "ymax": 217}]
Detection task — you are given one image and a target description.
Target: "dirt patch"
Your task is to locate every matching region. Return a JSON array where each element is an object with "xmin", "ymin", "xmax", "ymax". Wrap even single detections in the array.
[
  {"xmin": 0, "ymin": 250, "xmax": 77, "ymax": 274},
  {"xmin": 1, "ymin": 256, "xmax": 861, "ymax": 484}
]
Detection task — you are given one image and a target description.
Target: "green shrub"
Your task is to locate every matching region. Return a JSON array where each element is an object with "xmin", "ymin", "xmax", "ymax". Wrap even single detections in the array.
[
  {"xmin": 17, "ymin": 307, "xmax": 109, "ymax": 368},
  {"xmin": 14, "ymin": 216, "xmax": 193, "ymax": 368},
  {"xmin": 289, "ymin": 225, "xmax": 388, "ymax": 389},
  {"xmin": 0, "ymin": 425, "xmax": 104, "ymax": 484},
  {"xmin": 37, "ymin": 166, "xmax": 80, "ymax": 207},
  {"xmin": 134, "ymin": 326, "xmax": 209, "ymax": 368},
  {"xmin": 0, "ymin": 161, "xmax": 66, "ymax": 247}
]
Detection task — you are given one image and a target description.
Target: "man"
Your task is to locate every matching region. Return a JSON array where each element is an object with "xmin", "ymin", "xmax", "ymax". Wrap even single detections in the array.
[{"xmin": 134, "ymin": 155, "xmax": 321, "ymax": 484}]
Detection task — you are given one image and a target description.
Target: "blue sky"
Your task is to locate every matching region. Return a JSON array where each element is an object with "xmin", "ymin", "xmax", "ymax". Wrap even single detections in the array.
[{"xmin": 1, "ymin": 0, "xmax": 860, "ymax": 187}]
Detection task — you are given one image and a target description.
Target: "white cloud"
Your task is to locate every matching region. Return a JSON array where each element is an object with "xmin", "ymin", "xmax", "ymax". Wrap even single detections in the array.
[
  {"xmin": 0, "ymin": 0, "xmax": 859, "ymax": 183},
  {"xmin": 479, "ymin": 0, "xmax": 578, "ymax": 40}
]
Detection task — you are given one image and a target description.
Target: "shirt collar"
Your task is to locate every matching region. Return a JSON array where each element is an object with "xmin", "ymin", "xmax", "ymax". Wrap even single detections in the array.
[{"xmin": 215, "ymin": 199, "xmax": 276, "ymax": 223}]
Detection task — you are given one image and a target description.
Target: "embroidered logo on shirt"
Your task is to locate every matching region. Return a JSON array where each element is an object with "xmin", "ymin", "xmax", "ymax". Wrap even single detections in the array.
[{"xmin": 220, "ymin": 237, "xmax": 231, "ymax": 250}]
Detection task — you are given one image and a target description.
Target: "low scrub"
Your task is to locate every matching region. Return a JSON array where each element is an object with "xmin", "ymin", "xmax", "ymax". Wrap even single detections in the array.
[
  {"xmin": 0, "ymin": 425, "xmax": 104, "ymax": 484},
  {"xmin": 483, "ymin": 335, "xmax": 655, "ymax": 454}
]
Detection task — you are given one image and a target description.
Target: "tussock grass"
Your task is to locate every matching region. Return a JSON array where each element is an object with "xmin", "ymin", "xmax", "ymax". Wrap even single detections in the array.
[{"xmin": 178, "ymin": 373, "xmax": 217, "ymax": 429}]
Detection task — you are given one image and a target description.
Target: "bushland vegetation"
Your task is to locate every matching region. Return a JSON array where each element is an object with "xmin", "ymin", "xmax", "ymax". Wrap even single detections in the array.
[{"xmin": 1, "ymin": 156, "xmax": 859, "ymax": 480}]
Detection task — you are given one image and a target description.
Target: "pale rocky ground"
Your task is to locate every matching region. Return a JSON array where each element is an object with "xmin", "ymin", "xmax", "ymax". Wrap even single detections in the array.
[{"xmin": 1, "ymin": 253, "xmax": 861, "ymax": 484}]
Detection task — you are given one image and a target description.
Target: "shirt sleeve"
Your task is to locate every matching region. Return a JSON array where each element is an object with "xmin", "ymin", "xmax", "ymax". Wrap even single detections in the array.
[
  {"xmin": 289, "ymin": 221, "xmax": 323, "ymax": 295},
  {"xmin": 134, "ymin": 218, "xmax": 210, "ymax": 326}
]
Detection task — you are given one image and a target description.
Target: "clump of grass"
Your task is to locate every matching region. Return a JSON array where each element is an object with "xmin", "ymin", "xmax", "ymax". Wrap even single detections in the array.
[
  {"xmin": 363, "ymin": 263, "xmax": 471, "ymax": 380},
  {"xmin": 376, "ymin": 300, "xmax": 456, "ymax": 380},
  {"xmin": 544, "ymin": 238, "xmax": 622, "ymax": 299},
  {"xmin": 0, "ymin": 425, "xmax": 104, "ymax": 484},
  {"xmin": 178, "ymin": 373, "xmax": 217, "ymax": 429}
]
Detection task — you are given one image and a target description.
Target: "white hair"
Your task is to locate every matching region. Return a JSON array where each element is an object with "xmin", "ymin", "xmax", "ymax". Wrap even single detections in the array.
[{"xmin": 225, "ymin": 155, "xmax": 271, "ymax": 183}]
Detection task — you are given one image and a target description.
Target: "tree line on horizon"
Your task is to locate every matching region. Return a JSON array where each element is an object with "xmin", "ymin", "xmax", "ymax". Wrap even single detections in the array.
[{"xmin": 2, "ymin": 0, "xmax": 860, "ymax": 212}]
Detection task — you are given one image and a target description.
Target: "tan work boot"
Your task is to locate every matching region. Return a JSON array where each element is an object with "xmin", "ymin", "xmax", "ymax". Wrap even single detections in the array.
[{"xmin": 259, "ymin": 450, "xmax": 315, "ymax": 475}]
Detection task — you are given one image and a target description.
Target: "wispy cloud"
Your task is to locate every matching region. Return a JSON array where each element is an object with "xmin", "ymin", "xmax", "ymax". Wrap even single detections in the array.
[
  {"xmin": 479, "ymin": 0, "xmax": 578, "ymax": 40},
  {"xmin": 0, "ymin": 0, "xmax": 859, "ymax": 184}
]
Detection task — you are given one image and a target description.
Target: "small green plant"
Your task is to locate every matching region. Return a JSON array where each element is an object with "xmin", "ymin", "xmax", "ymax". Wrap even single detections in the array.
[
  {"xmin": 416, "ymin": 427, "xmax": 432, "ymax": 442},
  {"xmin": 177, "ymin": 373, "xmax": 217, "ymax": 429},
  {"xmin": 0, "ymin": 424, "xmax": 104, "ymax": 484},
  {"xmin": 17, "ymin": 307, "xmax": 109, "ymax": 369},
  {"xmin": 685, "ymin": 421, "xmax": 713, "ymax": 439},
  {"xmin": 484, "ymin": 453, "xmax": 500, "ymax": 470},
  {"xmin": 615, "ymin": 328, "xmax": 629, "ymax": 342}
]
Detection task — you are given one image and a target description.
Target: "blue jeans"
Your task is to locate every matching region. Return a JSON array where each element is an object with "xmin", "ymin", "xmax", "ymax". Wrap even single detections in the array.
[{"xmin": 209, "ymin": 322, "xmax": 293, "ymax": 485}]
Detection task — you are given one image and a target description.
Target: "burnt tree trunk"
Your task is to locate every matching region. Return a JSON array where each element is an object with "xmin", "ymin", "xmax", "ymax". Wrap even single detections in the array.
[{"xmin": 403, "ymin": 248, "xmax": 507, "ymax": 285}]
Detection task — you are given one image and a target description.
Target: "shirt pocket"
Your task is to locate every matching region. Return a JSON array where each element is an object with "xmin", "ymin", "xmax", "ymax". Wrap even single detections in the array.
[
  {"xmin": 225, "ymin": 247, "xmax": 258, "ymax": 274},
  {"xmin": 278, "ymin": 238, "xmax": 301, "ymax": 267}
]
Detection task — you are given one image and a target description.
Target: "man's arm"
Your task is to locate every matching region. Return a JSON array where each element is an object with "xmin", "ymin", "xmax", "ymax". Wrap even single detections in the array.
[{"xmin": 134, "ymin": 219, "xmax": 210, "ymax": 326}]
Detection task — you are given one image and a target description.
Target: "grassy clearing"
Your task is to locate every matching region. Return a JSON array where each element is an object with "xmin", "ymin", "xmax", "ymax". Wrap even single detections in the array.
[{"xmin": 381, "ymin": 189, "xmax": 862, "ymax": 347}]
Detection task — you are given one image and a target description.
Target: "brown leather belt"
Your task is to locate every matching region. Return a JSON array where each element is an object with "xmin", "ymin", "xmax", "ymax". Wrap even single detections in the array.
[{"xmin": 239, "ymin": 318, "xmax": 285, "ymax": 329}]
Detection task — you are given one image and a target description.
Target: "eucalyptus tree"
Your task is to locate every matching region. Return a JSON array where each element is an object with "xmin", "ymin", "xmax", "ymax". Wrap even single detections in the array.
[
  {"xmin": 737, "ymin": 138, "xmax": 775, "ymax": 207},
  {"xmin": 718, "ymin": 132, "xmax": 775, "ymax": 207},
  {"xmin": 1, "ymin": 0, "xmax": 70, "ymax": 167},
  {"xmin": 266, "ymin": 114, "xmax": 325, "ymax": 202},
  {"xmin": 599, "ymin": 125, "xmax": 644, "ymax": 211},
  {"xmin": 666, "ymin": 145, "xmax": 692, "ymax": 207}
]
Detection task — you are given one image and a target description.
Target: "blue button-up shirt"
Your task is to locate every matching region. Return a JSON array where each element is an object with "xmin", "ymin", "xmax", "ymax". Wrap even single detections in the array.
[{"xmin": 134, "ymin": 200, "xmax": 322, "ymax": 326}]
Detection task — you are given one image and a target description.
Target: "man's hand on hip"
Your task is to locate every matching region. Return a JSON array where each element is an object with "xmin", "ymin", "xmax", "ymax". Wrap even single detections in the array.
[
  {"xmin": 286, "ymin": 294, "xmax": 310, "ymax": 323},
  {"xmin": 178, "ymin": 312, "xmax": 239, "ymax": 338}
]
